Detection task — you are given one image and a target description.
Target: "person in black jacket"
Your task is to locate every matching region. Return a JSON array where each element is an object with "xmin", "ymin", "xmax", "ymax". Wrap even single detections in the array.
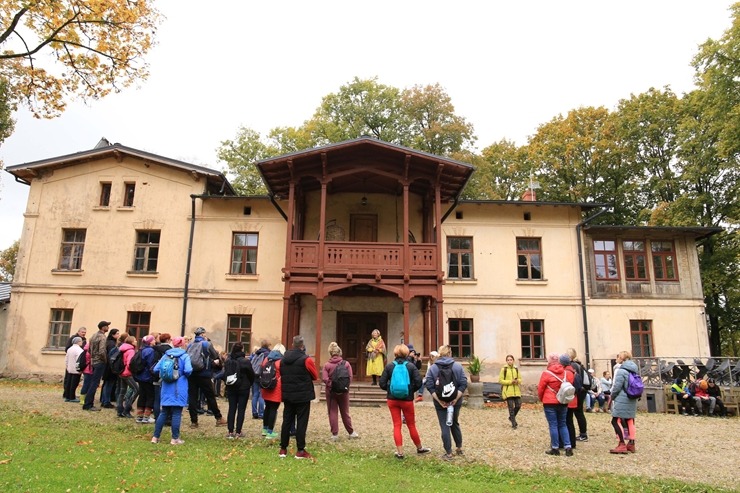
[
  {"xmin": 279, "ymin": 335, "xmax": 319, "ymax": 460},
  {"xmin": 706, "ymin": 378, "xmax": 727, "ymax": 417},
  {"xmin": 224, "ymin": 343, "xmax": 255, "ymax": 438},
  {"xmin": 379, "ymin": 343, "xmax": 431, "ymax": 459}
]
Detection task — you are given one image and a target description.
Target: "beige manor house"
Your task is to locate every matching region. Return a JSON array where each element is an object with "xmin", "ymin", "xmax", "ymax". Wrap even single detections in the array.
[{"xmin": 0, "ymin": 137, "xmax": 718, "ymax": 391}]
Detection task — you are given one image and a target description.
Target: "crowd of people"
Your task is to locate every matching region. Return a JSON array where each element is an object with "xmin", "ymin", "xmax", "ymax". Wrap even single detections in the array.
[{"xmin": 63, "ymin": 324, "xmax": 730, "ymax": 461}]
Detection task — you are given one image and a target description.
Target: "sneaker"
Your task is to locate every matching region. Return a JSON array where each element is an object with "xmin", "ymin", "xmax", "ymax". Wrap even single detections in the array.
[
  {"xmin": 227, "ymin": 433, "xmax": 235, "ymax": 439},
  {"xmin": 576, "ymin": 435, "xmax": 588, "ymax": 442},
  {"xmin": 609, "ymin": 442, "xmax": 629, "ymax": 454},
  {"xmin": 565, "ymin": 448, "xmax": 574, "ymax": 457},
  {"xmin": 265, "ymin": 431, "xmax": 279, "ymax": 440},
  {"xmin": 205, "ymin": 410, "xmax": 214, "ymax": 416},
  {"xmin": 394, "ymin": 452, "xmax": 404, "ymax": 460},
  {"xmin": 441, "ymin": 453, "xmax": 454, "ymax": 461},
  {"xmin": 545, "ymin": 448, "xmax": 560, "ymax": 456},
  {"xmin": 190, "ymin": 422, "xmax": 199, "ymax": 428},
  {"xmin": 261, "ymin": 427, "xmax": 268, "ymax": 437},
  {"xmin": 279, "ymin": 448, "xmax": 288, "ymax": 458},
  {"xmin": 456, "ymin": 448, "xmax": 464, "ymax": 456},
  {"xmin": 416, "ymin": 447, "xmax": 431, "ymax": 455},
  {"xmin": 144, "ymin": 416, "xmax": 155, "ymax": 424},
  {"xmin": 330, "ymin": 434, "xmax": 339, "ymax": 440},
  {"xmin": 102, "ymin": 403, "xmax": 115, "ymax": 409},
  {"xmin": 135, "ymin": 416, "xmax": 144, "ymax": 423},
  {"xmin": 235, "ymin": 433, "xmax": 245, "ymax": 439},
  {"xmin": 348, "ymin": 432, "xmax": 360, "ymax": 439},
  {"xmin": 84, "ymin": 406, "xmax": 101, "ymax": 412},
  {"xmin": 170, "ymin": 438, "xmax": 185, "ymax": 445},
  {"xmin": 150, "ymin": 437, "xmax": 159, "ymax": 444},
  {"xmin": 252, "ymin": 414, "xmax": 260, "ymax": 419},
  {"xmin": 294, "ymin": 450, "xmax": 314, "ymax": 460},
  {"xmin": 215, "ymin": 418, "xmax": 227, "ymax": 427}
]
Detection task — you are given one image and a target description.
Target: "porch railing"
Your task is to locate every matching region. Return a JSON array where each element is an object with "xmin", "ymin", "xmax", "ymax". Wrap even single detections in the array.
[{"xmin": 288, "ymin": 240, "xmax": 437, "ymax": 273}]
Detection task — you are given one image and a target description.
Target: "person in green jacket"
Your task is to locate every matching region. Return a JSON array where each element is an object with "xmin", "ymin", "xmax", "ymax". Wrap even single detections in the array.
[{"xmin": 499, "ymin": 354, "xmax": 522, "ymax": 428}]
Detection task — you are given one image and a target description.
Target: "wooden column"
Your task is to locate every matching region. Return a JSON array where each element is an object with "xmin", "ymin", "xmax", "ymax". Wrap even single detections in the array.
[
  {"xmin": 315, "ymin": 298, "xmax": 323, "ymax": 370},
  {"xmin": 434, "ymin": 179, "xmax": 444, "ymax": 348}
]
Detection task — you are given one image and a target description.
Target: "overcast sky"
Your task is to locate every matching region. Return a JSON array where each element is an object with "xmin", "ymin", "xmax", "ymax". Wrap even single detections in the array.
[{"xmin": 0, "ymin": 1, "xmax": 736, "ymax": 250}]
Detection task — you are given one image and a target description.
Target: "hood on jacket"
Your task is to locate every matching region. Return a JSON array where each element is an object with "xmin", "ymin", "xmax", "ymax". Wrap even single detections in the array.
[
  {"xmin": 255, "ymin": 346, "xmax": 270, "ymax": 357},
  {"xmin": 120, "ymin": 342, "xmax": 135, "ymax": 352},
  {"xmin": 435, "ymin": 356, "xmax": 455, "ymax": 366},
  {"xmin": 546, "ymin": 363, "xmax": 566, "ymax": 376},
  {"xmin": 282, "ymin": 348, "xmax": 306, "ymax": 365},
  {"xmin": 267, "ymin": 349, "xmax": 283, "ymax": 361},
  {"xmin": 620, "ymin": 359, "xmax": 639, "ymax": 373},
  {"xmin": 327, "ymin": 355, "xmax": 343, "ymax": 364},
  {"xmin": 165, "ymin": 347, "xmax": 186, "ymax": 357}
]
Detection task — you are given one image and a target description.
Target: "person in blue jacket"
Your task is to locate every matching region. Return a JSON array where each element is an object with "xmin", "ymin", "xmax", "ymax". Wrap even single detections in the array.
[
  {"xmin": 151, "ymin": 337, "xmax": 192, "ymax": 445},
  {"xmin": 425, "ymin": 344, "xmax": 468, "ymax": 460},
  {"xmin": 135, "ymin": 335, "xmax": 157, "ymax": 423}
]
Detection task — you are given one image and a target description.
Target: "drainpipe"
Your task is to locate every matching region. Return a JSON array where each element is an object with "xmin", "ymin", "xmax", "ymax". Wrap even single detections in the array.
[
  {"xmin": 181, "ymin": 195, "xmax": 197, "ymax": 336},
  {"xmin": 576, "ymin": 206, "xmax": 610, "ymax": 366}
]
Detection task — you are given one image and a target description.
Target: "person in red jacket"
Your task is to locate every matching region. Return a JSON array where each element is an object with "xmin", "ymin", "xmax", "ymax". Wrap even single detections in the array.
[
  {"xmin": 537, "ymin": 353, "xmax": 574, "ymax": 456},
  {"xmin": 117, "ymin": 335, "xmax": 139, "ymax": 419},
  {"xmin": 260, "ymin": 343, "xmax": 285, "ymax": 439}
]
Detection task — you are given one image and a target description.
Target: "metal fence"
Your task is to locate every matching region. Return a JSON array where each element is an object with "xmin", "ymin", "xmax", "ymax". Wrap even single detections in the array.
[{"xmin": 593, "ymin": 357, "xmax": 740, "ymax": 388}]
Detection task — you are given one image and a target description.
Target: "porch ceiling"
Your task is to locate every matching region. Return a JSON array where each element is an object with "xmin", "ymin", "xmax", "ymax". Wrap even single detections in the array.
[{"xmin": 257, "ymin": 137, "xmax": 474, "ymax": 202}]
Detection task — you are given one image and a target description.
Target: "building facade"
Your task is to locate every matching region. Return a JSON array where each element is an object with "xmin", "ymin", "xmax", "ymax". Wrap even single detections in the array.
[{"xmin": 2, "ymin": 138, "xmax": 717, "ymax": 384}]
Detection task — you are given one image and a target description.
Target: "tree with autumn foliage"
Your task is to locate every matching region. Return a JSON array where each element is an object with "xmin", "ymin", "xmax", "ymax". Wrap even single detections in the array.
[
  {"xmin": 0, "ymin": 239, "xmax": 17, "ymax": 282},
  {"xmin": 0, "ymin": 0, "xmax": 161, "ymax": 119}
]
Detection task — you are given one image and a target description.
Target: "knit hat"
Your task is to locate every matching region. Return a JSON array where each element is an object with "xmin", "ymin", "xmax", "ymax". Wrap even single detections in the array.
[
  {"xmin": 172, "ymin": 337, "xmax": 185, "ymax": 348},
  {"xmin": 547, "ymin": 353, "xmax": 560, "ymax": 365},
  {"xmin": 143, "ymin": 335, "xmax": 155, "ymax": 345},
  {"xmin": 559, "ymin": 354, "xmax": 571, "ymax": 366}
]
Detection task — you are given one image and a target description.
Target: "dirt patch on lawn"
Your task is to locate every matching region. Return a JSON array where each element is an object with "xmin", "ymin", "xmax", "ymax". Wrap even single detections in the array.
[{"xmin": 2, "ymin": 382, "xmax": 738, "ymax": 490}]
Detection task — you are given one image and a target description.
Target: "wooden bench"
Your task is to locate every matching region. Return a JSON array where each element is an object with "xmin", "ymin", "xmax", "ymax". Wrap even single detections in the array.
[
  {"xmin": 665, "ymin": 385, "xmax": 681, "ymax": 414},
  {"xmin": 722, "ymin": 387, "xmax": 740, "ymax": 417}
]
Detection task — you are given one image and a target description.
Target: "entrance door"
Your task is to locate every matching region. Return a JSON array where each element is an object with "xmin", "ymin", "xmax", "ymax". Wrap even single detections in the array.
[
  {"xmin": 337, "ymin": 312, "xmax": 387, "ymax": 380},
  {"xmin": 350, "ymin": 214, "xmax": 377, "ymax": 242}
]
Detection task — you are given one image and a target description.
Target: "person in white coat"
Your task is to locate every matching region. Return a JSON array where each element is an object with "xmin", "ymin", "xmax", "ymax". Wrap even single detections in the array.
[{"xmin": 64, "ymin": 337, "xmax": 85, "ymax": 402}]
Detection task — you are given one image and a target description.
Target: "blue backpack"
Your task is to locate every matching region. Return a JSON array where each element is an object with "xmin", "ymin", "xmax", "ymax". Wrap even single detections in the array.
[
  {"xmin": 159, "ymin": 354, "xmax": 180, "ymax": 383},
  {"xmin": 389, "ymin": 360, "xmax": 410, "ymax": 398}
]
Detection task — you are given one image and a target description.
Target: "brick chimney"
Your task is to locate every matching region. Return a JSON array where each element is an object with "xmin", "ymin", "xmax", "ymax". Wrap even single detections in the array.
[{"xmin": 522, "ymin": 189, "xmax": 537, "ymax": 201}]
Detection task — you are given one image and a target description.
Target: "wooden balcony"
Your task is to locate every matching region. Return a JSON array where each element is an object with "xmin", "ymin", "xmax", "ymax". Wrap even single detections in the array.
[{"xmin": 287, "ymin": 240, "xmax": 438, "ymax": 279}]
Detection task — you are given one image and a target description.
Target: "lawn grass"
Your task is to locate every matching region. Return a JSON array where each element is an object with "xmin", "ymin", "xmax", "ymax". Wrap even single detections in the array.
[{"xmin": 0, "ymin": 405, "xmax": 732, "ymax": 493}]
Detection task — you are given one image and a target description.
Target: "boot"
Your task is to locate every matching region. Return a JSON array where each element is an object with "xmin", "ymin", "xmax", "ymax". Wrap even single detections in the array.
[
  {"xmin": 626, "ymin": 441, "xmax": 636, "ymax": 453},
  {"xmin": 372, "ymin": 375, "xmax": 377, "ymax": 385},
  {"xmin": 609, "ymin": 442, "xmax": 628, "ymax": 454}
]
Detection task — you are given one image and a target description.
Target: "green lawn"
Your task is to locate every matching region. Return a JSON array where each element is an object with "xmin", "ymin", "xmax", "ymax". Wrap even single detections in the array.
[{"xmin": 0, "ymin": 382, "xmax": 734, "ymax": 492}]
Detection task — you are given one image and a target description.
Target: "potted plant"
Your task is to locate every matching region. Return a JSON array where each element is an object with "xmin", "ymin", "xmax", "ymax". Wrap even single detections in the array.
[{"xmin": 467, "ymin": 355, "xmax": 484, "ymax": 382}]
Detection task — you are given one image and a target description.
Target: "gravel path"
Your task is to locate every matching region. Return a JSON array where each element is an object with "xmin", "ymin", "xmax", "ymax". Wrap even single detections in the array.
[{"xmin": 3, "ymin": 384, "xmax": 739, "ymax": 490}]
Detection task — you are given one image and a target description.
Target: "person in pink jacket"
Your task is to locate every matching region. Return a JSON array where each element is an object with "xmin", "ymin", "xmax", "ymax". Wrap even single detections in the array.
[
  {"xmin": 321, "ymin": 342, "xmax": 359, "ymax": 440},
  {"xmin": 116, "ymin": 335, "xmax": 139, "ymax": 419},
  {"xmin": 537, "ymin": 353, "xmax": 573, "ymax": 456}
]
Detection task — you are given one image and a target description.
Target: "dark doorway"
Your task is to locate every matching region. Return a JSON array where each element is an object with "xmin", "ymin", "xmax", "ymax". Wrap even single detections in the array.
[
  {"xmin": 337, "ymin": 312, "xmax": 387, "ymax": 380},
  {"xmin": 350, "ymin": 214, "xmax": 377, "ymax": 242}
]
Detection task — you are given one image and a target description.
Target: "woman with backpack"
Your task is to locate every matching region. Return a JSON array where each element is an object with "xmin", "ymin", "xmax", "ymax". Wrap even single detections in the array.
[
  {"xmin": 379, "ymin": 344, "xmax": 431, "ymax": 459},
  {"xmin": 134, "ymin": 335, "xmax": 157, "ymax": 423},
  {"xmin": 260, "ymin": 343, "xmax": 285, "ymax": 440},
  {"xmin": 425, "ymin": 345, "xmax": 467, "ymax": 460},
  {"xmin": 223, "ymin": 343, "xmax": 255, "ymax": 439},
  {"xmin": 321, "ymin": 342, "xmax": 359, "ymax": 440},
  {"xmin": 537, "ymin": 353, "xmax": 574, "ymax": 456},
  {"xmin": 151, "ymin": 337, "xmax": 193, "ymax": 445},
  {"xmin": 608, "ymin": 351, "xmax": 639, "ymax": 454},
  {"xmin": 117, "ymin": 335, "xmax": 140, "ymax": 419}
]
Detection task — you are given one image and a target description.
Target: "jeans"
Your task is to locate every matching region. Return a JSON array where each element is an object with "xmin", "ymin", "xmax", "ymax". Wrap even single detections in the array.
[
  {"xmin": 101, "ymin": 378, "xmax": 116, "ymax": 406},
  {"xmin": 251, "ymin": 381, "xmax": 264, "ymax": 417},
  {"xmin": 117, "ymin": 376, "xmax": 139, "ymax": 415},
  {"xmin": 280, "ymin": 401, "xmax": 311, "ymax": 452},
  {"xmin": 153, "ymin": 384, "xmax": 162, "ymax": 418},
  {"xmin": 433, "ymin": 399, "xmax": 463, "ymax": 454},
  {"xmin": 154, "ymin": 406, "xmax": 183, "ymax": 440},
  {"xmin": 227, "ymin": 390, "xmax": 249, "ymax": 434},
  {"xmin": 263, "ymin": 400, "xmax": 280, "ymax": 432},
  {"xmin": 544, "ymin": 404, "xmax": 570, "ymax": 449},
  {"xmin": 83, "ymin": 363, "xmax": 105, "ymax": 409}
]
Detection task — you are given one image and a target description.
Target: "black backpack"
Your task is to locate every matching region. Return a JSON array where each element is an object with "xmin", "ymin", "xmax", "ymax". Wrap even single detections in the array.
[
  {"xmin": 259, "ymin": 360, "xmax": 278, "ymax": 390},
  {"xmin": 330, "ymin": 360, "xmax": 351, "ymax": 393},
  {"xmin": 435, "ymin": 362, "xmax": 458, "ymax": 403},
  {"xmin": 75, "ymin": 349, "xmax": 88, "ymax": 373},
  {"xmin": 129, "ymin": 350, "xmax": 145, "ymax": 377},
  {"xmin": 109, "ymin": 346, "xmax": 125, "ymax": 375},
  {"xmin": 223, "ymin": 357, "xmax": 241, "ymax": 386}
]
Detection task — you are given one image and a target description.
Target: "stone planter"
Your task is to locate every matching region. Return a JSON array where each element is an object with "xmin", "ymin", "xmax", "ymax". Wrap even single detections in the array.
[{"xmin": 466, "ymin": 381, "xmax": 484, "ymax": 409}]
